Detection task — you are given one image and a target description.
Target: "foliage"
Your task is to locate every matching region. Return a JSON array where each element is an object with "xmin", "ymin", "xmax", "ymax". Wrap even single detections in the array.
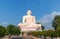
[
  {"xmin": 41, "ymin": 31, "xmax": 47, "ymax": 37},
  {"xmin": 52, "ymin": 15, "xmax": 60, "ymax": 30},
  {"xmin": 27, "ymin": 30, "xmax": 60, "ymax": 37},
  {"xmin": 7, "ymin": 24, "xmax": 21, "ymax": 36},
  {"xmin": 0, "ymin": 25, "xmax": 6, "ymax": 38},
  {"xmin": 55, "ymin": 29, "xmax": 60, "ymax": 37}
]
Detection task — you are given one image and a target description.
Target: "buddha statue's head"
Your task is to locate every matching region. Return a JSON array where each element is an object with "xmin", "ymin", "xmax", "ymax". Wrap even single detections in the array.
[{"xmin": 27, "ymin": 10, "xmax": 32, "ymax": 15}]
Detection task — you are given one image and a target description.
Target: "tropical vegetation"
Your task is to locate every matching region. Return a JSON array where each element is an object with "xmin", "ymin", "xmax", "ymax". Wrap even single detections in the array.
[{"xmin": 0, "ymin": 24, "xmax": 21, "ymax": 38}]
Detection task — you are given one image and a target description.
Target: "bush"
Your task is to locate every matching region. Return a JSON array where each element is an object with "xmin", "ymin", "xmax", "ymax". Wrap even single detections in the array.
[
  {"xmin": 7, "ymin": 24, "xmax": 21, "ymax": 36},
  {"xmin": 0, "ymin": 25, "xmax": 6, "ymax": 38}
]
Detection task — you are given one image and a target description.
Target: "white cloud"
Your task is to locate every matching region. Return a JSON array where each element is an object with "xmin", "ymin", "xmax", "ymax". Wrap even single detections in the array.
[
  {"xmin": 39, "ymin": 11, "xmax": 60, "ymax": 30},
  {"xmin": 2, "ymin": 22, "xmax": 8, "ymax": 27},
  {"xmin": 3, "ymin": 22, "xmax": 8, "ymax": 24}
]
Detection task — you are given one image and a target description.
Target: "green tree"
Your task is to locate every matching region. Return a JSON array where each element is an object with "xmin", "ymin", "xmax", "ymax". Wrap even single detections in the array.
[
  {"xmin": 46, "ymin": 30, "xmax": 54, "ymax": 37},
  {"xmin": 55, "ymin": 29, "xmax": 60, "ymax": 37},
  {"xmin": 7, "ymin": 24, "xmax": 21, "ymax": 36},
  {"xmin": 0, "ymin": 25, "xmax": 6, "ymax": 38},
  {"xmin": 28, "ymin": 31, "xmax": 41, "ymax": 37},
  {"xmin": 52, "ymin": 15, "xmax": 60, "ymax": 30}
]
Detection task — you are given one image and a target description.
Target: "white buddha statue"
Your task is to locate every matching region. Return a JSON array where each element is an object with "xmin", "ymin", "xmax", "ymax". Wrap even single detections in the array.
[
  {"xmin": 18, "ymin": 10, "xmax": 42, "ymax": 31},
  {"xmin": 23, "ymin": 10, "xmax": 36, "ymax": 26}
]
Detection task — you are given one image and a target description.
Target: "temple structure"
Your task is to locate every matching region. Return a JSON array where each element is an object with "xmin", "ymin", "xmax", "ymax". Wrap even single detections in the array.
[{"xmin": 18, "ymin": 10, "xmax": 42, "ymax": 32}]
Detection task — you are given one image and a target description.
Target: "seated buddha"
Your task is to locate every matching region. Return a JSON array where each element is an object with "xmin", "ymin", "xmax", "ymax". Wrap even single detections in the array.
[{"xmin": 18, "ymin": 10, "xmax": 42, "ymax": 31}]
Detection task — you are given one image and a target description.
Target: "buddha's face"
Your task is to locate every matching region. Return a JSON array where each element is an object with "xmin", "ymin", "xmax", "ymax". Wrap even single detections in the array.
[{"xmin": 27, "ymin": 10, "xmax": 32, "ymax": 15}]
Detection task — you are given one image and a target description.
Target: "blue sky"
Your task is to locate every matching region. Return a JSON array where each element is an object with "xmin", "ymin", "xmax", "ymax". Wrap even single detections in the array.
[{"xmin": 0, "ymin": 0, "xmax": 60, "ymax": 30}]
